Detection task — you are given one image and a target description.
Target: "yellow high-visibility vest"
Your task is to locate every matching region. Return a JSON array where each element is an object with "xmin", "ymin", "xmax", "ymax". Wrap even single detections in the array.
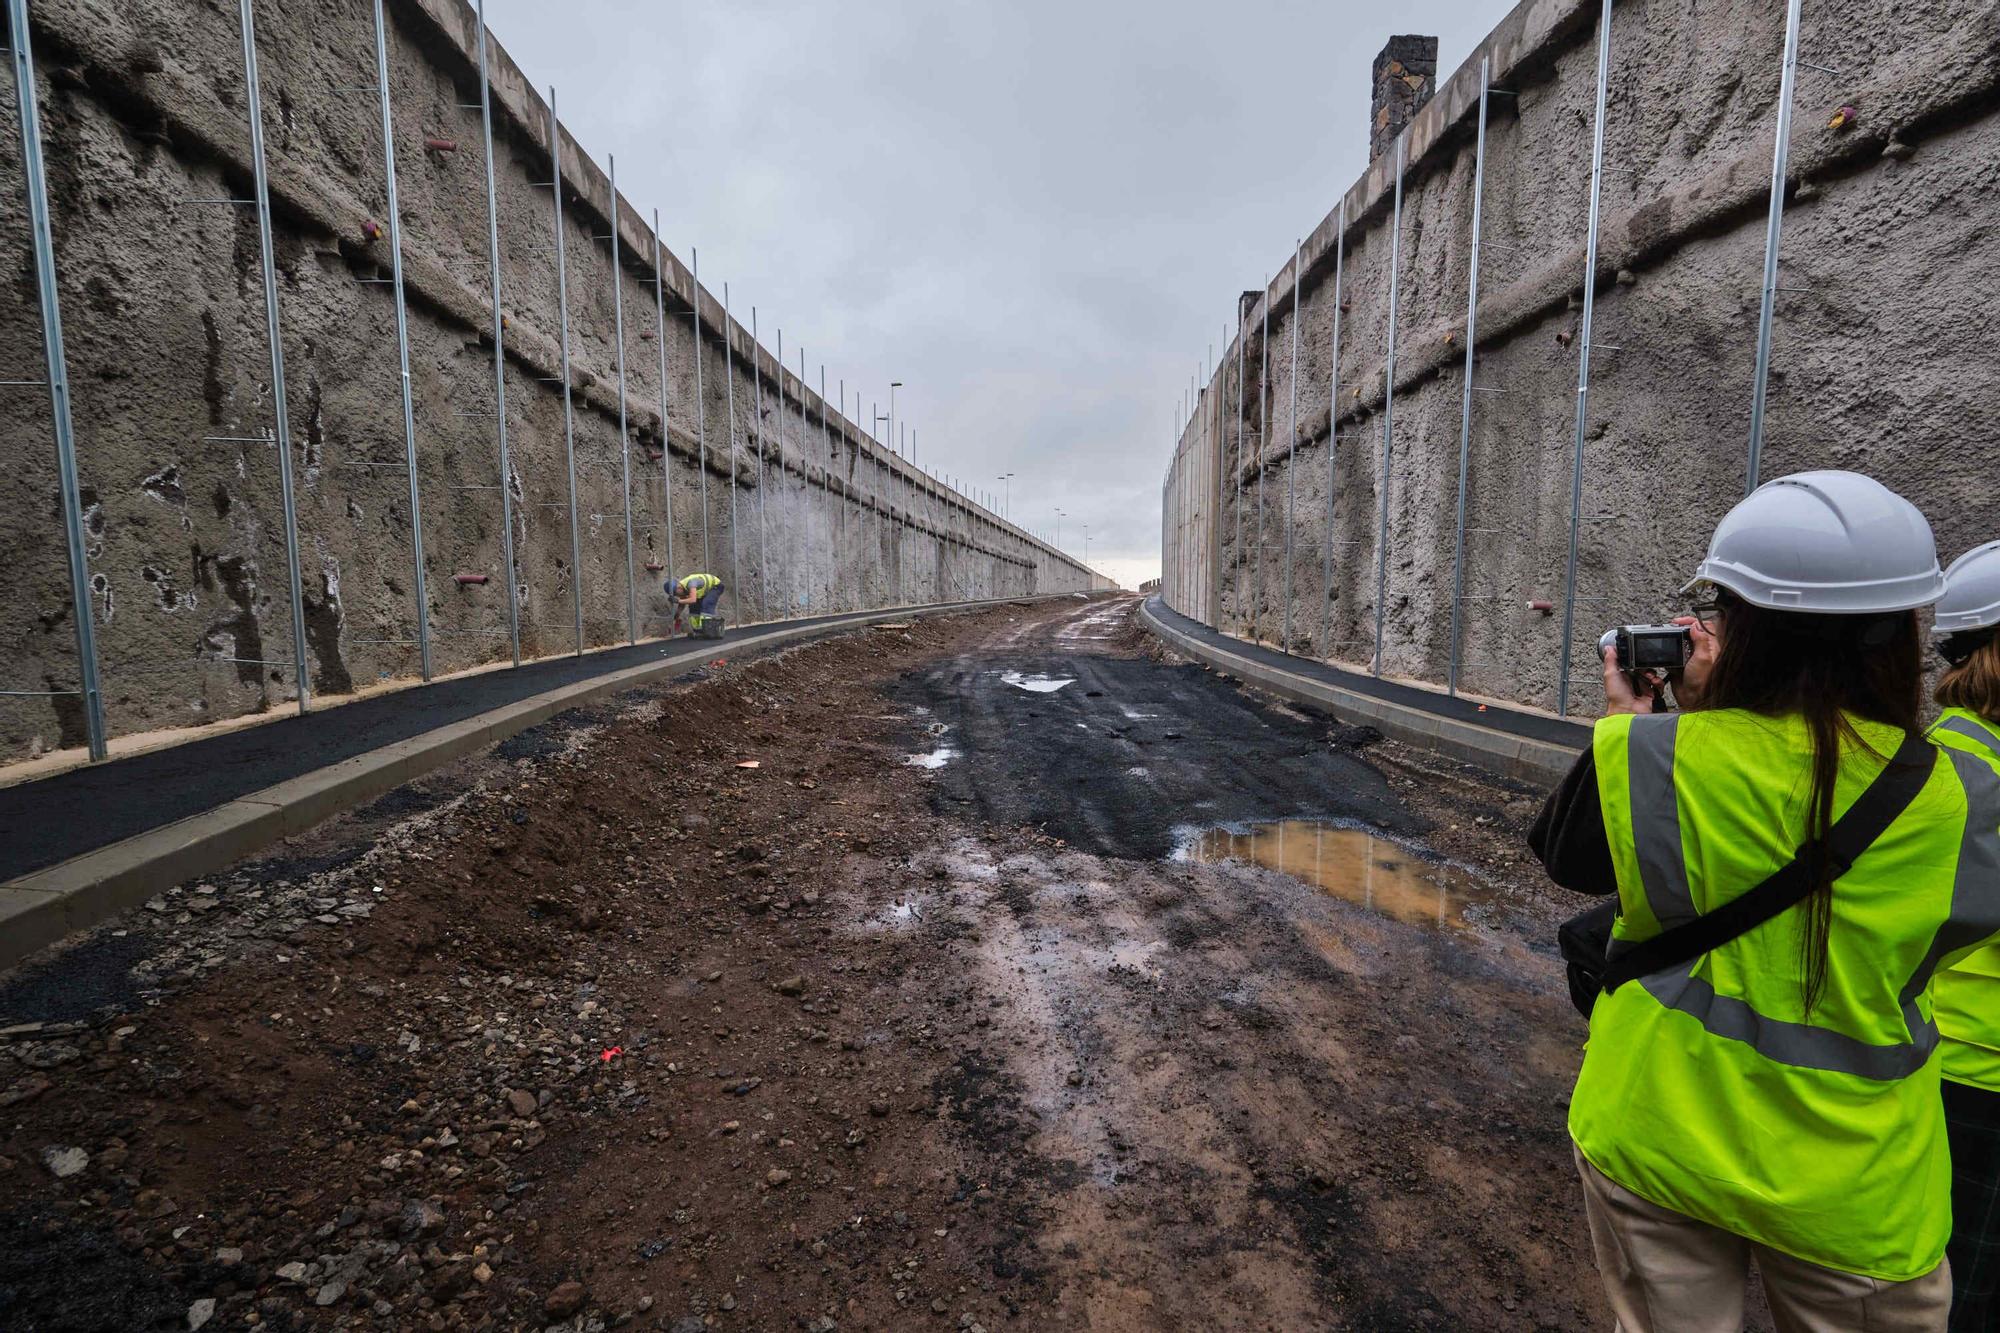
[
  {"xmin": 1571, "ymin": 709, "xmax": 2000, "ymax": 1281},
  {"xmin": 676, "ymin": 573, "xmax": 722, "ymax": 599},
  {"xmin": 1931, "ymin": 706, "xmax": 2000, "ymax": 1094}
]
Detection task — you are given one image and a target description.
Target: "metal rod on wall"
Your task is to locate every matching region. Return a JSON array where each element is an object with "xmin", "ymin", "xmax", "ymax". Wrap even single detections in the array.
[
  {"xmin": 475, "ymin": 0, "xmax": 521, "ymax": 666},
  {"xmin": 1447, "ymin": 55, "xmax": 1492, "ymax": 698},
  {"xmin": 818, "ymin": 363, "xmax": 832, "ymax": 613},
  {"xmin": 693, "ymin": 249, "xmax": 710, "ymax": 571},
  {"xmin": 1283, "ymin": 240, "xmax": 1301, "ymax": 651},
  {"xmin": 723, "ymin": 282, "xmax": 741, "ymax": 600},
  {"xmin": 1372, "ymin": 136, "xmax": 1406, "ymax": 679},
  {"xmin": 1558, "ymin": 0, "xmax": 1615, "ymax": 717},
  {"xmin": 608, "ymin": 156, "xmax": 636, "ymax": 644},
  {"xmin": 238, "ymin": 0, "xmax": 312, "ymax": 711},
  {"xmin": 1323, "ymin": 199, "xmax": 1346, "ymax": 659},
  {"xmin": 1745, "ymin": 0, "xmax": 1804, "ymax": 495},
  {"xmin": 370, "ymin": 0, "xmax": 432, "ymax": 682},
  {"xmin": 753, "ymin": 314, "xmax": 770, "ymax": 622},
  {"xmin": 650, "ymin": 209, "xmax": 675, "ymax": 598},
  {"xmin": 1233, "ymin": 305, "xmax": 1245, "ymax": 636},
  {"xmin": 1254, "ymin": 280, "xmax": 1268, "ymax": 643},
  {"xmin": 549, "ymin": 91, "xmax": 583, "ymax": 655},
  {"xmin": 9, "ymin": 0, "xmax": 106, "ymax": 759}
]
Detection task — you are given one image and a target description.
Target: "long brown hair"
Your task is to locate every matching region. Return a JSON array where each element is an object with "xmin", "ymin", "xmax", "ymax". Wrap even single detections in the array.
[
  {"xmin": 1690, "ymin": 589, "xmax": 1925, "ymax": 1014},
  {"xmin": 1937, "ymin": 631, "xmax": 2000, "ymax": 720}
]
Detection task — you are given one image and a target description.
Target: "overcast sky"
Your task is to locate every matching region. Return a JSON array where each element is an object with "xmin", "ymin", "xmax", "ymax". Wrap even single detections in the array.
[{"xmin": 483, "ymin": 0, "xmax": 1508, "ymax": 590}]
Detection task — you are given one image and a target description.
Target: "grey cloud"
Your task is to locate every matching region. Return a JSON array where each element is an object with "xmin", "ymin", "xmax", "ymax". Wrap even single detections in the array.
[{"xmin": 484, "ymin": 0, "xmax": 1507, "ymax": 586}]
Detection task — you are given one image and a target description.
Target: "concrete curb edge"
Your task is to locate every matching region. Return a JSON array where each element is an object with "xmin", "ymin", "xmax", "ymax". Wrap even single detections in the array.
[
  {"xmin": 0, "ymin": 595, "xmax": 1083, "ymax": 973},
  {"xmin": 1137, "ymin": 601, "xmax": 1580, "ymax": 789}
]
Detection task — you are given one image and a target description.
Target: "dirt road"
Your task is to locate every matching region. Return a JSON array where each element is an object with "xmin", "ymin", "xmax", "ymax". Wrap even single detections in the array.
[{"xmin": 0, "ymin": 595, "xmax": 1607, "ymax": 1331}]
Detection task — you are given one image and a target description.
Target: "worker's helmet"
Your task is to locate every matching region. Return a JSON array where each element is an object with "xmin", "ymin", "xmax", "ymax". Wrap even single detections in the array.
[
  {"xmin": 1933, "ymin": 540, "xmax": 2000, "ymax": 636},
  {"xmin": 1680, "ymin": 470, "xmax": 1945, "ymax": 615}
]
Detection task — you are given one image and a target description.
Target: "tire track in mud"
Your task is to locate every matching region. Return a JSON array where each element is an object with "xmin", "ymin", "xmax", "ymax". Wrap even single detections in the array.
[{"xmin": 885, "ymin": 597, "xmax": 1603, "ymax": 1330}]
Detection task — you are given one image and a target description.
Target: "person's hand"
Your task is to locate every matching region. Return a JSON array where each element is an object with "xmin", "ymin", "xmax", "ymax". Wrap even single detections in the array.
[
  {"xmin": 1671, "ymin": 615, "xmax": 1720, "ymax": 707},
  {"xmin": 1602, "ymin": 646, "xmax": 1665, "ymax": 716}
]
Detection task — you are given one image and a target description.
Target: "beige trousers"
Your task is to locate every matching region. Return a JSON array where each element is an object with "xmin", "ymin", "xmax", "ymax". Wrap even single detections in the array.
[{"xmin": 1575, "ymin": 1147, "xmax": 1951, "ymax": 1332}]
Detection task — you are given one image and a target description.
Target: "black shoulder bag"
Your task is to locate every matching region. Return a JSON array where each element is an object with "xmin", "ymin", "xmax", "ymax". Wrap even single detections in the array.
[{"xmin": 1559, "ymin": 730, "xmax": 1933, "ymax": 1018}]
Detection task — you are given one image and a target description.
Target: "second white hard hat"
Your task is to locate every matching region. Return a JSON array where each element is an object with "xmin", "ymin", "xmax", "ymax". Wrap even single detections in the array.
[
  {"xmin": 1681, "ymin": 470, "xmax": 1946, "ymax": 614},
  {"xmin": 1934, "ymin": 540, "xmax": 2000, "ymax": 636}
]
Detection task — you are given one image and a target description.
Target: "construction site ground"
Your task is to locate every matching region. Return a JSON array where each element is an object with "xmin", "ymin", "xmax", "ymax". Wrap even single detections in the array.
[{"xmin": 0, "ymin": 595, "xmax": 1619, "ymax": 1332}]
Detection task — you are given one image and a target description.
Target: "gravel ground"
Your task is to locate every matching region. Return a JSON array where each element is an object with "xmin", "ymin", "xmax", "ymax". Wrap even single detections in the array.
[{"xmin": 0, "ymin": 596, "xmax": 1622, "ymax": 1332}]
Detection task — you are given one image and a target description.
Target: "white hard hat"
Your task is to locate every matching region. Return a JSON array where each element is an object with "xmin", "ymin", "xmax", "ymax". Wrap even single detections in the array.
[
  {"xmin": 1680, "ymin": 470, "xmax": 1945, "ymax": 614},
  {"xmin": 1934, "ymin": 540, "xmax": 2000, "ymax": 635}
]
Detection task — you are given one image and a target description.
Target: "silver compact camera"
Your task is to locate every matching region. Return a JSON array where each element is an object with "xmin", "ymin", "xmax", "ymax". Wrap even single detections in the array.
[{"xmin": 1598, "ymin": 624, "xmax": 1692, "ymax": 676}]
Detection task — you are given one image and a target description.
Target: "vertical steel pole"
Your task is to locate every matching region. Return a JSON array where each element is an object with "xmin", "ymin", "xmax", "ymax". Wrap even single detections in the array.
[
  {"xmin": 238, "ymin": 0, "xmax": 311, "ymax": 711},
  {"xmin": 749, "ymin": 308, "xmax": 764, "ymax": 620},
  {"xmin": 869, "ymin": 398, "xmax": 880, "ymax": 603},
  {"xmin": 1559, "ymin": 0, "xmax": 1615, "ymax": 717},
  {"xmin": 651, "ymin": 210, "xmax": 675, "ymax": 599},
  {"xmin": 693, "ymin": 249, "xmax": 710, "ymax": 570},
  {"xmin": 804, "ymin": 350, "xmax": 816, "ymax": 612},
  {"xmin": 10, "ymin": 0, "xmax": 106, "ymax": 758},
  {"xmin": 1233, "ymin": 312, "xmax": 1245, "ymax": 635},
  {"xmin": 609, "ymin": 157, "xmax": 636, "ymax": 644},
  {"xmin": 819, "ymin": 363, "xmax": 832, "ymax": 612},
  {"xmin": 723, "ymin": 283, "xmax": 741, "ymax": 599},
  {"xmin": 549, "ymin": 92, "xmax": 583, "ymax": 655},
  {"xmin": 1283, "ymin": 241, "xmax": 1301, "ymax": 651},
  {"xmin": 1447, "ymin": 58, "xmax": 1491, "ymax": 697},
  {"xmin": 1373, "ymin": 137, "xmax": 1406, "ymax": 679},
  {"xmin": 474, "ymin": 0, "xmax": 521, "ymax": 665},
  {"xmin": 1254, "ymin": 283, "xmax": 1268, "ymax": 642},
  {"xmin": 1323, "ymin": 200, "xmax": 1346, "ymax": 658},
  {"xmin": 1746, "ymin": 0, "xmax": 1803, "ymax": 496},
  {"xmin": 752, "ymin": 312, "xmax": 769, "ymax": 622},
  {"xmin": 370, "ymin": 0, "xmax": 431, "ymax": 681}
]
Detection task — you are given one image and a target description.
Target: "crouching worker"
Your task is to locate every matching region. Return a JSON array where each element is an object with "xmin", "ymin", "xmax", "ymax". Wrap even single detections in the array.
[
  {"xmin": 1930, "ymin": 539, "xmax": 2000, "ymax": 1333},
  {"xmin": 1530, "ymin": 471, "xmax": 2000, "ymax": 1332},
  {"xmin": 670, "ymin": 572, "xmax": 725, "ymax": 639}
]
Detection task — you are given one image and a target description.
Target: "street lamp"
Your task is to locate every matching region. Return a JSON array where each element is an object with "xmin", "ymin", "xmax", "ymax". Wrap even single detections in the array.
[
  {"xmin": 889, "ymin": 381, "xmax": 903, "ymax": 461},
  {"xmin": 1055, "ymin": 508, "xmax": 1065, "ymax": 552},
  {"xmin": 998, "ymin": 472, "xmax": 1013, "ymax": 522}
]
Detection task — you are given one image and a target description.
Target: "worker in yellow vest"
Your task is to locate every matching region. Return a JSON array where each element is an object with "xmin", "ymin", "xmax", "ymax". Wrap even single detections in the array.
[
  {"xmin": 671, "ymin": 573, "xmax": 725, "ymax": 639},
  {"xmin": 1929, "ymin": 538, "xmax": 2000, "ymax": 1333},
  {"xmin": 1530, "ymin": 471, "xmax": 2000, "ymax": 1330}
]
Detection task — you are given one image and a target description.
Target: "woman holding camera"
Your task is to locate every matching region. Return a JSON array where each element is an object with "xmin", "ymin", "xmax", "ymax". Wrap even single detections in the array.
[
  {"xmin": 1529, "ymin": 471, "xmax": 2000, "ymax": 1331},
  {"xmin": 1930, "ymin": 539, "xmax": 2000, "ymax": 1333}
]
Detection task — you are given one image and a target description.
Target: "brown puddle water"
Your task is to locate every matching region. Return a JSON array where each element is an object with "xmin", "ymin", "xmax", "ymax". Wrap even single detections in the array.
[{"xmin": 1183, "ymin": 821, "xmax": 1489, "ymax": 930}]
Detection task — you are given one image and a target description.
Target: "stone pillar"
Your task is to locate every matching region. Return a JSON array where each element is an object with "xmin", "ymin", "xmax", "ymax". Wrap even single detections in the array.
[{"xmin": 1371, "ymin": 35, "xmax": 1438, "ymax": 161}]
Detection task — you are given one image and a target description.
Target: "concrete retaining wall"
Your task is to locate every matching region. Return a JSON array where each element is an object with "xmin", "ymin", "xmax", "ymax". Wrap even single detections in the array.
[
  {"xmin": 0, "ymin": 0, "xmax": 1105, "ymax": 765},
  {"xmin": 1163, "ymin": 0, "xmax": 2000, "ymax": 718}
]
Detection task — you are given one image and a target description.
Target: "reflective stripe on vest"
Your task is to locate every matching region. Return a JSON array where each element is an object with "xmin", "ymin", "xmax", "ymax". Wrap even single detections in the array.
[
  {"xmin": 1928, "ymin": 709, "xmax": 2000, "ymax": 1092},
  {"xmin": 1615, "ymin": 714, "xmax": 1975, "ymax": 1081},
  {"xmin": 1571, "ymin": 709, "xmax": 2000, "ymax": 1279}
]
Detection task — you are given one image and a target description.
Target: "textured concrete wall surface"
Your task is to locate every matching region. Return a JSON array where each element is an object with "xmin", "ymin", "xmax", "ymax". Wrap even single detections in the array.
[
  {"xmin": 0, "ymin": 0, "xmax": 1104, "ymax": 766},
  {"xmin": 1164, "ymin": 0, "xmax": 2000, "ymax": 719}
]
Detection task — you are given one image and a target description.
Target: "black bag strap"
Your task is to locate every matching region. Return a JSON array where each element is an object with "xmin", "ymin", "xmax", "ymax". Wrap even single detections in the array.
[{"xmin": 1601, "ymin": 729, "xmax": 1934, "ymax": 993}]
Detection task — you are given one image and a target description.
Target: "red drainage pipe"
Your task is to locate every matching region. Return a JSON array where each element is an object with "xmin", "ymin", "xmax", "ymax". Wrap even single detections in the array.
[{"xmin": 454, "ymin": 573, "xmax": 489, "ymax": 586}]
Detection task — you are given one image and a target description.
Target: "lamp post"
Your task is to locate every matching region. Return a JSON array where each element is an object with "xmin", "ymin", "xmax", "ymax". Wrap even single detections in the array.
[
  {"xmin": 1055, "ymin": 508, "xmax": 1065, "ymax": 552},
  {"xmin": 998, "ymin": 472, "xmax": 1013, "ymax": 522},
  {"xmin": 889, "ymin": 381, "xmax": 902, "ymax": 461}
]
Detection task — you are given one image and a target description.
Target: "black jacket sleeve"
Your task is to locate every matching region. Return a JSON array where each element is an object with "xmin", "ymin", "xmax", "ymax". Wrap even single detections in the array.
[{"xmin": 1527, "ymin": 747, "xmax": 1618, "ymax": 897}]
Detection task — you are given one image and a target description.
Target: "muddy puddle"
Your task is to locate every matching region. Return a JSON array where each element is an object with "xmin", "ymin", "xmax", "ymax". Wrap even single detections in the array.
[
  {"xmin": 998, "ymin": 670, "xmax": 1075, "ymax": 694},
  {"xmin": 1178, "ymin": 820, "xmax": 1494, "ymax": 931}
]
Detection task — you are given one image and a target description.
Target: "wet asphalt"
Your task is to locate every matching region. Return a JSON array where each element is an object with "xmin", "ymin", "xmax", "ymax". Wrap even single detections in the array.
[{"xmin": 894, "ymin": 598, "xmax": 1426, "ymax": 860}]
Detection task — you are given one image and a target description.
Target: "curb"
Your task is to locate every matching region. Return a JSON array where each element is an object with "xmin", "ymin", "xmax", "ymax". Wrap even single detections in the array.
[
  {"xmin": 1137, "ymin": 600, "xmax": 1582, "ymax": 788},
  {"xmin": 0, "ymin": 594, "xmax": 1082, "ymax": 973}
]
